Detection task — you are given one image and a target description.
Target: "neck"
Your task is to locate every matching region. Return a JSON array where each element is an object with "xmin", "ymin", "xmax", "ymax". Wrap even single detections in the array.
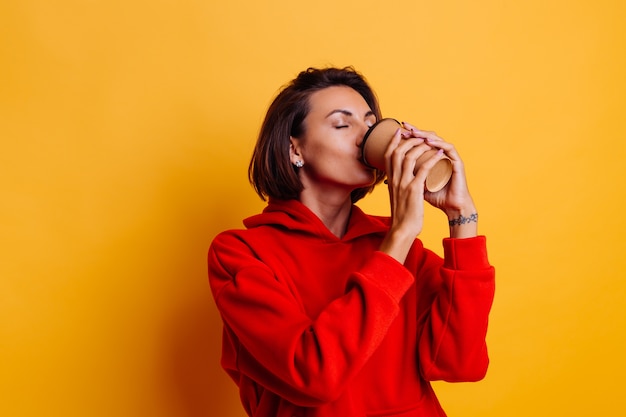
[{"xmin": 299, "ymin": 191, "xmax": 353, "ymax": 238}]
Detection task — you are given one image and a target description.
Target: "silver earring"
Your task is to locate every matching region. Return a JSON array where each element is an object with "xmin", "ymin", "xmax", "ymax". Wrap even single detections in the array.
[{"xmin": 295, "ymin": 160, "xmax": 304, "ymax": 168}]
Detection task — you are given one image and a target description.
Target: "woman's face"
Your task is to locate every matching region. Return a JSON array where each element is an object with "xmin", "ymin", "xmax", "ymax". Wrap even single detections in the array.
[{"xmin": 290, "ymin": 86, "xmax": 378, "ymax": 195}]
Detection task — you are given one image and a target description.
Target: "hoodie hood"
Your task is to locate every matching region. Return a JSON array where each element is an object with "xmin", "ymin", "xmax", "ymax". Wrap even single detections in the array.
[{"xmin": 243, "ymin": 198, "xmax": 389, "ymax": 242}]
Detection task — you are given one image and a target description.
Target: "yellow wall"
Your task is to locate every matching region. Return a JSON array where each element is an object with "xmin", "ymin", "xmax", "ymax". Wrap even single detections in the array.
[{"xmin": 2, "ymin": 1, "xmax": 625, "ymax": 415}]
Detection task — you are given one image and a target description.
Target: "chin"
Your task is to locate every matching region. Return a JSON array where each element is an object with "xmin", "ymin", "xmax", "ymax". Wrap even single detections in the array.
[{"xmin": 356, "ymin": 171, "xmax": 377, "ymax": 187}]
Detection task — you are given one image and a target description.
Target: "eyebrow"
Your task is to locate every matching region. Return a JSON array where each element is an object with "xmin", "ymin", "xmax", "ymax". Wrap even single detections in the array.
[{"xmin": 325, "ymin": 109, "xmax": 375, "ymax": 118}]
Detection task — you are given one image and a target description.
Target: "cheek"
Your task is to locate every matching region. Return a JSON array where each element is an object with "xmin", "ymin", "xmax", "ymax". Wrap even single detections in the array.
[{"xmin": 305, "ymin": 142, "xmax": 345, "ymax": 162}]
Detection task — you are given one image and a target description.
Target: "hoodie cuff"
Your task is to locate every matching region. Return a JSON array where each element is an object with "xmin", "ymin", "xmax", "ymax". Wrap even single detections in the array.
[
  {"xmin": 359, "ymin": 251, "xmax": 414, "ymax": 304},
  {"xmin": 442, "ymin": 236, "xmax": 491, "ymax": 270}
]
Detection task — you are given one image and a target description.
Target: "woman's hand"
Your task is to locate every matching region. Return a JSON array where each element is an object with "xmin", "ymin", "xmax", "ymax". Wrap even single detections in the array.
[
  {"xmin": 379, "ymin": 122, "xmax": 478, "ymax": 262},
  {"xmin": 378, "ymin": 126, "xmax": 446, "ymax": 262},
  {"xmin": 399, "ymin": 122, "xmax": 474, "ymax": 209},
  {"xmin": 401, "ymin": 122, "xmax": 478, "ymax": 239}
]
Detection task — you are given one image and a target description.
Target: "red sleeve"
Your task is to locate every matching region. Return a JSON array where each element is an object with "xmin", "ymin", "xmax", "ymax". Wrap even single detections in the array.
[
  {"xmin": 417, "ymin": 236, "xmax": 496, "ymax": 382},
  {"xmin": 208, "ymin": 232, "xmax": 414, "ymax": 406}
]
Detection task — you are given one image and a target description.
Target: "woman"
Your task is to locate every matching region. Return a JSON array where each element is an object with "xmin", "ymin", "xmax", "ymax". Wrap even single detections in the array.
[{"xmin": 208, "ymin": 67, "xmax": 495, "ymax": 417}]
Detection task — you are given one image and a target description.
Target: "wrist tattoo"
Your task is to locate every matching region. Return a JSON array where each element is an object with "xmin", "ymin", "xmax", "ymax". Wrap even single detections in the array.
[{"xmin": 448, "ymin": 213, "xmax": 478, "ymax": 227}]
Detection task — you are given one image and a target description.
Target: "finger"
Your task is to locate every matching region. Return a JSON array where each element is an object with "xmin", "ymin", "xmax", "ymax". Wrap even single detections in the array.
[
  {"xmin": 399, "ymin": 130, "xmax": 457, "ymax": 168},
  {"xmin": 413, "ymin": 149, "xmax": 447, "ymax": 184},
  {"xmin": 401, "ymin": 121, "xmax": 419, "ymax": 133},
  {"xmin": 403, "ymin": 130, "xmax": 461, "ymax": 162},
  {"xmin": 414, "ymin": 129, "xmax": 443, "ymax": 142},
  {"xmin": 394, "ymin": 140, "xmax": 429, "ymax": 179},
  {"xmin": 394, "ymin": 137, "xmax": 426, "ymax": 154},
  {"xmin": 403, "ymin": 142, "xmax": 433, "ymax": 167},
  {"xmin": 401, "ymin": 121, "xmax": 441, "ymax": 139},
  {"xmin": 386, "ymin": 137, "xmax": 425, "ymax": 178},
  {"xmin": 400, "ymin": 143, "xmax": 432, "ymax": 183},
  {"xmin": 400, "ymin": 127, "xmax": 413, "ymax": 139},
  {"xmin": 422, "ymin": 138, "xmax": 462, "ymax": 162}
]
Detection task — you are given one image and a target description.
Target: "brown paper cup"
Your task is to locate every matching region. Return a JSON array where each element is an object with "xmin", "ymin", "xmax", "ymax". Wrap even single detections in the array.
[{"xmin": 362, "ymin": 118, "xmax": 452, "ymax": 192}]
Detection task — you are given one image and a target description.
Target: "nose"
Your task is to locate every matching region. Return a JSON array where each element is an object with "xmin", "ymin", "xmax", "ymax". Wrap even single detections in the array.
[{"xmin": 356, "ymin": 121, "xmax": 372, "ymax": 147}]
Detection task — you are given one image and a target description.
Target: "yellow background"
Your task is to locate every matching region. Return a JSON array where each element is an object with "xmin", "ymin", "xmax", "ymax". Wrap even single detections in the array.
[{"xmin": 2, "ymin": 0, "xmax": 625, "ymax": 416}]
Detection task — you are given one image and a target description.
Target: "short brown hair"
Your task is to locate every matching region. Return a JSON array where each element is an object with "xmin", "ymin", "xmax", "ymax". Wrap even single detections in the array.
[{"xmin": 248, "ymin": 66, "xmax": 386, "ymax": 203}]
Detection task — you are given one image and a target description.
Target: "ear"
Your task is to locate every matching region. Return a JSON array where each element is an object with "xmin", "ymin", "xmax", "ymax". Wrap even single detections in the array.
[{"xmin": 289, "ymin": 136, "xmax": 303, "ymax": 165}]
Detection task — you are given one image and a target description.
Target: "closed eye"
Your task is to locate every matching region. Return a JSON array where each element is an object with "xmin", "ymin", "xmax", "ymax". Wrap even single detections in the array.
[{"xmin": 335, "ymin": 125, "xmax": 349, "ymax": 129}]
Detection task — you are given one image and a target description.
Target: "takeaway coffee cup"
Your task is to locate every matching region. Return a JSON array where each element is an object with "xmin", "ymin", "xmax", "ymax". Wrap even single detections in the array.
[{"xmin": 361, "ymin": 118, "xmax": 453, "ymax": 192}]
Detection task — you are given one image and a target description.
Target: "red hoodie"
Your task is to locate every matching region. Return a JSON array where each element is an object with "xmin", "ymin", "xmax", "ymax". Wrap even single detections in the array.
[{"xmin": 208, "ymin": 199, "xmax": 495, "ymax": 417}]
